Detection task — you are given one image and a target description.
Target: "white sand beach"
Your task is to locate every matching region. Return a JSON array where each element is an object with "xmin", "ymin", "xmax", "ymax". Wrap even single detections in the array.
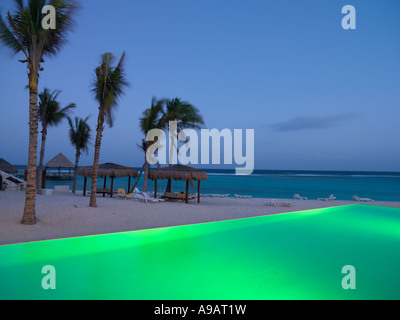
[{"xmin": 1, "ymin": 190, "xmax": 400, "ymax": 246}]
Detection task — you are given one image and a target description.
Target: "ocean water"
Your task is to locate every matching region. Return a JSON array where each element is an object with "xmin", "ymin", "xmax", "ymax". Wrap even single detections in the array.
[{"xmin": 14, "ymin": 166, "xmax": 400, "ymax": 201}]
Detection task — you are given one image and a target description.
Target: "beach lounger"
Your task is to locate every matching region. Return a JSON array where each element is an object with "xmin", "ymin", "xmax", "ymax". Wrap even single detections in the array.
[
  {"xmin": 281, "ymin": 202, "xmax": 292, "ymax": 207},
  {"xmin": 318, "ymin": 195, "xmax": 336, "ymax": 201},
  {"xmin": 267, "ymin": 199, "xmax": 278, "ymax": 206},
  {"xmin": 213, "ymin": 194, "xmax": 230, "ymax": 198},
  {"xmin": 234, "ymin": 194, "xmax": 253, "ymax": 199},
  {"xmin": 353, "ymin": 195, "xmax": 374, "ymax": 202},
  {"xmin": 115, "ymin": 189, "xmax": 136, "ymax": 200},
  {"xmin": 141, "ymin": 192, "xmax": 165, "ymax": 203},
  {"xmin": 162, "ymin": 192, "xmax": 196, "ymax": 202},
  {"xmin": 294, "ymin": 194, "xmax": 307, "ymax": 200},
  {"xmin": 128, "ymin": 193, "xmax": 148, "ymax": 202},
  {"xmin": 115, "ymin": 188, "xmax": 127, "ymax": 199}
]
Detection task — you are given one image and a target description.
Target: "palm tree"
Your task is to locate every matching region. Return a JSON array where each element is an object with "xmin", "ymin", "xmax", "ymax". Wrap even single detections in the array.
[
  {"xmin": 0, "ymin": 0, "xmax": 80, "ymax": 225},
  {"xmin": 159, "ymin": 98, "xmax": 204, "ymax": 192},
  {"xmin": 36, "ymin": 88, "xmax": 75, "ymax": 194},
  {"xmin": 89, "ymin": 52, "xmax": 128, "ymax": 207},
  {"xmin": 160, "ymin": 98, "xmax": 204, "ymax": 163},
  {"xmin": 137, "ymin": 97, "xmax": 165, "ymax": 192},
  {"xmin": 67, "ymin": 116, "xmax": 91, "ymax": 193}
]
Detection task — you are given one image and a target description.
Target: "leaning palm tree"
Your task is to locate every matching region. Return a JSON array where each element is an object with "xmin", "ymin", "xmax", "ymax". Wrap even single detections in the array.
[
  {"xmin": 159, "ymin": 98, "xmax": 204, "ymax": 191},
  {"xmin": 0, "ymin": 0, "xmax": 80, "ymax": 225},
  {"xmin": 137, "ymin": 97, "xmax": 165, "ymax": 192},
  {"xmin": 67, "ymin": 116, "xmax": 91, "ymax": 193},
  {"xmin": 89, "ymin": 52, "xmax": 128, "ymax": 207},
  {"xmin": 36, "ymin": 88, "xmax": 75, "ymax": 194}
]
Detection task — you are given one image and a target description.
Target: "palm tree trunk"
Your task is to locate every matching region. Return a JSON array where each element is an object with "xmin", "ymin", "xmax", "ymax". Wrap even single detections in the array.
[
  {"xmin": 21, "ymin": 73, "xmax": 39, "ymax": 225},
  {"xmin": 89, "ymin": 114, "xmax": 104, "ymax": 207},
  {"xmin": 36, "ymin": 125, "xmax": 47, "ymax": 195},
  {"xmin": 130, "ymin": 163, "xmax": 145, "ymax": 194},
  {"xmin": 143, "ymin": 159, "xmax": 149, "ymax": 193},
  {"xmin": 72, "ymin": 149, "xmax": 80, "ymax": 194}
]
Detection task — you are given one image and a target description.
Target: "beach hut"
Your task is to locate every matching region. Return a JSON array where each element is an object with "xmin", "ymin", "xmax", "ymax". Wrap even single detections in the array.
[
  {"xmin": 77, "ymin": 163, "xmax": 139, "ymax": 197},
  {"xmin": 45, "ymin": 153, "xmax": 75, "ymax": 180},
  {"xmin": 148, "ymin": 164, "xmax": 208, "ymax": 204},
  {"xmin": 0, "ymin": 158, "xmax": 18, "ymax": 174}
]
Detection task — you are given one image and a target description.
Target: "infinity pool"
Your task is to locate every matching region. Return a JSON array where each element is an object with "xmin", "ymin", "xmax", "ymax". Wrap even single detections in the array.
[{"xmin": 0, "ymin": 204, "xmax": 399, "ymax": 300}]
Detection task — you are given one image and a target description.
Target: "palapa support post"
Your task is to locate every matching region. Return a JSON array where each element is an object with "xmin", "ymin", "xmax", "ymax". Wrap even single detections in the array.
[
  {"xmin": 83, "ymin": 177, "xmax": 87, "ymax": 196},
  {"xmin": 185, "ymin": 180, "xmax": 189, "ymax": 204},
  {"xmin": 110, "ymin": 177, "xmax": 114, "ymax": 198},
  {"xmin": 147, "ymin": 164, "xmax": 208, "ymax": 205},
  {"xmin": 41, "ymin": 170, "xmax": 46, "ymax": 189},
  {"xmin": 154, "ymin": 180, "xmax": 157, "ymax": 198},
  {"xmin": 76, "ymin": 163, "xmax": 139, "ymax": 198},
  {"xmin": 167, "ymin": 179, "xmax": 171, "ymax": 193}
]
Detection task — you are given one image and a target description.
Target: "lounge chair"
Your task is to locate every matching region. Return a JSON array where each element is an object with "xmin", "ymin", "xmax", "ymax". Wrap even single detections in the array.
[
  {"xmin": 294, "ymin": 194, "xmax": 307, "ymax": 200},
  {"xmin": 353, "ymin": 195, "xmax": 374, "ymax": 202},
  {"xmin": 141, "ymin": 192, "xmax": 165, "ymax": 203},
  {"xmin": 128, "ymin": 193, "xmax": 149, "ymax": 203},
  {"xmin": 115, "ymin": 189, "xmax": 136, "ymax": 200},
  {"xmin": 115, "ymin": 188, "xmax": 127, "ymax": 199},
  {"xmin": 162, "ymin": 192, "xmax": 196, "ymax": 202},
  {"xmin": 318, "ymin": 195, "xmax": 336, "ymax": 201},
  {"xmin": 234, "ymin": 194, "xmax": 253, "ymax": 199},
  {"xmin": 213, "ymin": 194, "xmax": 230, "ymax": 198},
  {"xmin": 267, "ymin": 199, "xmax": 278, "ymax": 206}
]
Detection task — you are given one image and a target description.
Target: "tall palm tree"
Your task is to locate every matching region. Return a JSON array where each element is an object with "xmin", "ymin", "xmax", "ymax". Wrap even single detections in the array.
[
  {"xmin": 137, "ymin": 97, "xmax": 165, "ymax": 192},
  {"xmin": 36, "ymin": 88, "xmax": 75, "ymax": 194},
  {"xmin": 89, "ymin": 52, "xmax": 128, "ymax": 207},
  {"xmin": 159, "ymin": 98, "xmax": 204, "ymax": 191},
  {"xmin": 0, "ymin": 0, "xmax": 80, "ymax": 225},
  {"xmin": 67, "ymin": 116, "xmax": 91, "ymax": 194}
]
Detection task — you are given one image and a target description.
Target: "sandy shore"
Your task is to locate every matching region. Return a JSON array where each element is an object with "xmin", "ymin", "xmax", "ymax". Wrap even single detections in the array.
[{"xmin": 1, "ymin": 190, "xmax": 400, "ymax": 245}]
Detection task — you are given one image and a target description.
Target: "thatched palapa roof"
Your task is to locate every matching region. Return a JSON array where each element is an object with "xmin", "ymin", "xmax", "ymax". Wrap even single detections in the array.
[
  {"xmin": 77, "ymin": 163, "xmax": 139, "ymax": 178},
  {"xmin": 0, "ymin": 158, "xmax": 18, "ymax": 174},
  {"xmin": 148, "ymin": 164, "xmax": 208, "ymax": 181},
  {"xmin": 45, "ymin": 153, "xmax": 74, "ymax": 168}
]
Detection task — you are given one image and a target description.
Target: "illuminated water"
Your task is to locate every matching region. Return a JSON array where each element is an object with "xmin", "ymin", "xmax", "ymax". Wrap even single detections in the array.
[{"xmin": 1, "ymin": 205, "xmax": 399, "ymax": 300}]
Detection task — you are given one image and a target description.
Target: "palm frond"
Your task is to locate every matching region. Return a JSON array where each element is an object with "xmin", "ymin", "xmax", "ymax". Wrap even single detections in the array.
[
  {"xmin": 0, "ymin": 12, "xmax": 23, "ymax": 55},
  {"xmin": 67, "ymin": 115, "xmax": 91, "ymax": 154},
  {"xmin": 38, "ymin": 87, "xmax": 75, "ymax": 126},
  {"xmin": 159, "ymin": 97, "xmax": 204, "ymax": 130},
  {"xmin": 91, "ymin": 52, "xmax": 129, "ymax": 127},
  {"xmin": 0, "ymin": 0, "xmax": 80, "ymax": 65}
]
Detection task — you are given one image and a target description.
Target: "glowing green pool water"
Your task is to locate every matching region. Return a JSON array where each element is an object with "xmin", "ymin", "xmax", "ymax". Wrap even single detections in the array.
[{"xmin": 0, "ymin": 204, "xmax": 399, "ymax": 300}]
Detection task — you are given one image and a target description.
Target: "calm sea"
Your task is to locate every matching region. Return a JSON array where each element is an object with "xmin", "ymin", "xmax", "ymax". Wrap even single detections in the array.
[{"xmin": 14, "ymin": 166, "xmax": 400, "ymax": 201}]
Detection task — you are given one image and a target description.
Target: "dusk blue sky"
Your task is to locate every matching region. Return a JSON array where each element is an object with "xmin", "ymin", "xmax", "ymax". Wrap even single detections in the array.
[{"xmin": 0, "ymin": 0, "xmax": 399, "ymax": 171}]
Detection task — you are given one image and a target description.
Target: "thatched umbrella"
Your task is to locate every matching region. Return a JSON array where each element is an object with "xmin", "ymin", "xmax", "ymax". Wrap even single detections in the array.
[
  {"xmin": 0, "ymin": 158, "xmax": 18, "ymax": 174},
  {"xmin": 44, "ymin": 153, "xmax": 75, "ymax": 182},
  {"xmin": 77, "ymin": 163, "xmax": 139, "ymax": 197},
  {"xmin": 148, "ymin": 164, "xmax": 208, "ymax": 203},
  {"xmin": 45, "ymin": 153, "xmax": 74, "ymax": 169}
]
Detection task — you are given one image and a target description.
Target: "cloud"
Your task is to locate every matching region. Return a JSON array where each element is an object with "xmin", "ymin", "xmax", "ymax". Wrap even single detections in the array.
[{"xmin": 271, "ymin": 114, "xmax": 353, "ymax": 131}]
